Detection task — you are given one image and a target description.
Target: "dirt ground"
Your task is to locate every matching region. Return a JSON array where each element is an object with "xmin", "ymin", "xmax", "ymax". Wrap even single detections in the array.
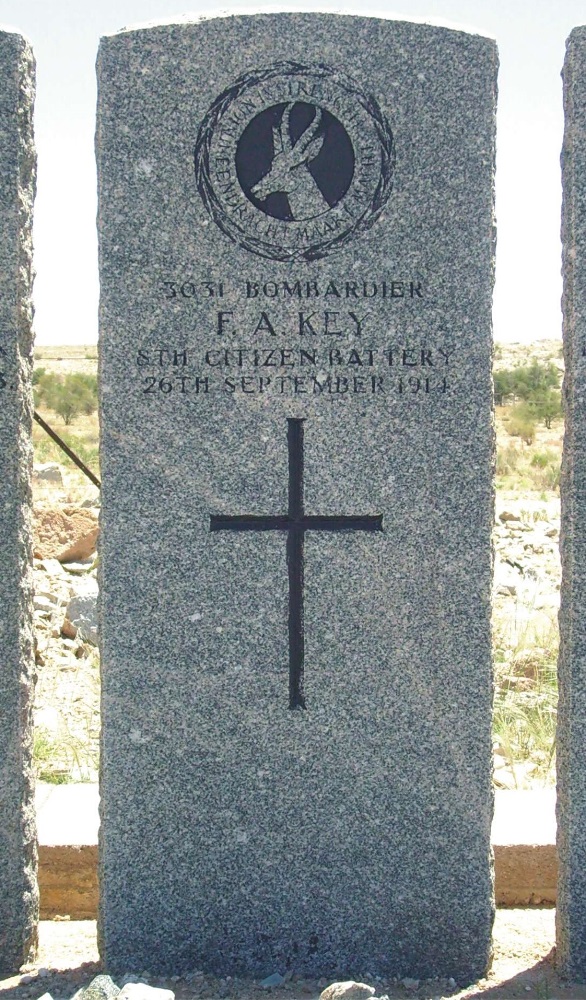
[{"xmin": 1, "ymin": 910, "xmax": 586, "ymax": 1000}]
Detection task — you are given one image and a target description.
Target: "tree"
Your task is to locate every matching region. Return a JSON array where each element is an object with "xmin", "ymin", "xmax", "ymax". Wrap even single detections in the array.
[
  {"xmin": 506, "ymin": 403, "xmax": 536, "ymax": 445},
  {"xmin": 513, "ymin": 360, "xmax": 559, "ymax": 400},
  {"xmin": 494, "ymin": 361, "xmax": 562, "ymax": 427},
  {"xmin": 34, "ymin": 371, "xmax": 98, "ymax": 425},
  {"xmin": 526, "ymin": 389, "xmax": 563, "ymax": 429},
  {"xmin": 494, "ymin": 369, "xmax": 515, "ymax": 406}
]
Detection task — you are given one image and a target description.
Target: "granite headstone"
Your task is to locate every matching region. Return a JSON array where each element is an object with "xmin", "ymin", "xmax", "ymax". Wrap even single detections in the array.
[
  {"xmin": 0, "ymin": 27, "xmax": 37, "ymax": 972},
  {"xmin": 97, "ymin": 13, "xmax": 497, "ymax": 981},
  {"xmin": 558, "ymin": 24, "xmax": 586, "ymax": 981}
]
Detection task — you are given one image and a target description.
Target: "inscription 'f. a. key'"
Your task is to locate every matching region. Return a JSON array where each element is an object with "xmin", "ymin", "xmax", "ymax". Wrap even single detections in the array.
[{"xmin": 210, "ymin": 418, "xmax": 383, "ymax": 708}]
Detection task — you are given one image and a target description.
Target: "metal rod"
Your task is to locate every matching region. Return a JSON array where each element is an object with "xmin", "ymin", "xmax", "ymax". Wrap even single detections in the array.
[{"xmin": 33, "ymin": 410, "xmax": 101, "ymax": 489}]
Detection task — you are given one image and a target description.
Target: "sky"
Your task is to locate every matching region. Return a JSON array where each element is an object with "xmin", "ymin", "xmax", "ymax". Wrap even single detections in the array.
[{"xmin": 0, "ymin": 0, "xmax": 583, "ymax": 346}]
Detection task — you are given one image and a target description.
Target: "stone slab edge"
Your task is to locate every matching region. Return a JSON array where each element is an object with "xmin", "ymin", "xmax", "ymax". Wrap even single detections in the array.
[
  {"xmin": 558, "ymin": 23, "xmax": 586, "ymax": 982},
  {"xmin": 0, "ymin": 28, "xmax": 37, "ymax": 973}
]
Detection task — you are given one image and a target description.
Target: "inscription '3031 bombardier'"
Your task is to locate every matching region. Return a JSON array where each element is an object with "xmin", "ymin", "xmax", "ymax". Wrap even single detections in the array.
[{"xmin": 195, "ymin": 62, "xmax": 394, "ymax": 261}]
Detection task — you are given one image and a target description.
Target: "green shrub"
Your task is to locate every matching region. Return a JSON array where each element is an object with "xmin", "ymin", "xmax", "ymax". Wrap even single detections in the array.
[
  {"xmin": 526, "ymin": 389, "xmax": 563, "ymax": 429},
  {"xmin": 531, "ymin": 451, "xmax": 551, "ymax": 469},
  {"xmin": 35, "ymin": 371, "xmax": 98, "ymax": 425},
  {"xmin": 506, "ymin": 404, "xmax": 536, "ymax": 445},
  {"xmin": 495, "ymin": 441, "xmax": 560, "ymax": 492},
  {"xmin": 494, "ymin": 360, "xmax": 561, "ymax": 420},
  {"xmin": 496, "ymin": 444, "xmax": 522, "ymax": 477},
  {"xmin": 529, "ymin": 450, "xmax": 560, "ymax": 489}
]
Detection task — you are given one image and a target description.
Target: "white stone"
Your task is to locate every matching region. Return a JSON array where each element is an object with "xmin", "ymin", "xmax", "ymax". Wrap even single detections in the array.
[
  {"xmin": 118, "ymin": 985, "xmax": 175, "ymax": 1000},
  {"xmin": 320, "ymin": 983, "xmax": 375, "ymax": 1000},
  {"xmin": 34, "ymin": 462, "xmax": 64, "ymax": 485}
]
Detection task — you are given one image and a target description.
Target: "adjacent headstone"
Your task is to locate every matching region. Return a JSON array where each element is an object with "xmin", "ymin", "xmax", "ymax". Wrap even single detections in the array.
[
  {"xmin": 558, "ymin": 25, "xmax": 586, "ymax": 981},
  {"xmin": 0, "ymin": 27, "xmax": 38, "ymax": 972},
  {"xmin": 97, "ymin": 14, "xmax": 497, "ymax": 981}
]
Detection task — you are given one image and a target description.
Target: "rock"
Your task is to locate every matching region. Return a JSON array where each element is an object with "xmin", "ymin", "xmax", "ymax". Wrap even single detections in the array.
[
  {"xmin": 64, "ymin": 558, "xmax": 96, "ymax": 574},
  {"xmin": 64, "ymin": 580, "xmax": 98, "ymax": 646},
  {"xmin": 34, "ymin": 595, "xmax": 59, "ymax": 613},
  {"xmin": 118, "ymin": 985, "xmax": 175, "ymax": 1000},
  {"xmin": 400, "ymin": 979, "xmax": 419, "ymax": 990},
  {"xmin": 36, "ymin": 588, "xmax": 61, "ymax": 602},
  {"xmin": 34, "ymin": 462, "xmax": 64, "ymax": 485},
  {"xmin": 35, "ymin": 706, "xmax": 61, "ymax": 734},
  {"xmin": 61, "ymin": 618, "xmax": 77, "ymax": 639},
  {"xmin": 40, "ymin": 557, "xmax": 68, "ymax": 577},
  {"xmin": 260, "ymin": 974, "xmax": 285, "ymax": 988},
  {"xmin": 34, "ymin": 505, "xmax": 98, "ymax": 562},
  {"xmin": 493, "ymin": 766, "xmax": 517, "ymax": 790},
  {"xmin": 72, "ymin": 575, "xmax": 99, "ymax": 597},
  {"xmin": 499, "ymin": 510, "xmax": 521, "ymax": 522},
  {"xmin": 77, "ymin": 975, "xmax": 121, "ymax": 1000},
  {"xmin": 80, "ymin": 490, "xmax": 101, "ymax": 508},
  {"xmin": 320, "ymin": 983, "xmax": 375, "ymax": 1000}
]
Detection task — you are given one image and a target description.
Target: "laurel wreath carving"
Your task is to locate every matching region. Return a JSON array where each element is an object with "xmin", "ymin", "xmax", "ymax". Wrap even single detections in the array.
[{"xmin": 194, "ymin": 62, "xmax": 394, "ymax": 262}]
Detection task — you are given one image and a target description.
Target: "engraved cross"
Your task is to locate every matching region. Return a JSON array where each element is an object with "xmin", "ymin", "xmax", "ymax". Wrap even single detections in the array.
[{"xmin": 210, "ymin": 418, "xmax": 383, "ymax": 709}]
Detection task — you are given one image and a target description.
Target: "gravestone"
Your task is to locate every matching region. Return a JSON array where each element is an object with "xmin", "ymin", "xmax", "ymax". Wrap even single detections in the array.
[
  {"xmin": 558, "ymin": 25, "xmax": 586, "ymax": 981},
  {"xmin": 0, "ymin": 28, "xmax": 38, "ymax": 972},
  {"xmin": 97, "ymin": 14, "xmax": 497, "ymax": 981}
]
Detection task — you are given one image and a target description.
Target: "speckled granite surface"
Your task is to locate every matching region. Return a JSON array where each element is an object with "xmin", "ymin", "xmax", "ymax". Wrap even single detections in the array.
[
  {"xmin": 558, "ymin": 25, "xmax": 586, "ymax": 982},
  {"xmin": 97, "ymin": 13, "xmax": 497, "ymax": 983},
  {"xmin": 0, "ymin": 28, "xmax": 38, "ymax": 973}
]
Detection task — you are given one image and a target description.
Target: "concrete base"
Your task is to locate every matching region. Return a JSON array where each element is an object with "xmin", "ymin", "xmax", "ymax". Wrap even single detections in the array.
[
  {"xmin": 36, "ymin": 783, "xmax": 99, "ymax": 920},
  {"xmin": 39, "ymin": 845, "xmax": 98, "ymax": 920},
  {"xmin": 492, "ymin": 788, "xmax": 556, "ymax": 905},
  {"xmin": 35, "ymin": 784, "xmax": 557, "ymax": 918}
]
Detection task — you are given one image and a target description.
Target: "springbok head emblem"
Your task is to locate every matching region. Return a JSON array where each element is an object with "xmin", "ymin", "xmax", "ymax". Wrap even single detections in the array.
[{"xmin": 250, "ymin": 103, "xmax": 330, "ymax": 221}]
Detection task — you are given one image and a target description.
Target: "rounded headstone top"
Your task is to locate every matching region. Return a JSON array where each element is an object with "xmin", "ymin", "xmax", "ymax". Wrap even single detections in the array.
[
  {"xmin": 0, "ymin": 25, "xmax": 33, "ymax": 44},
  {"xmin": 567, "ymin": 25, "xmax": 586, "ymax": 44},
  {"xmin": 102, "ymin": 8, "xmax": 495, "ymax": 42}
]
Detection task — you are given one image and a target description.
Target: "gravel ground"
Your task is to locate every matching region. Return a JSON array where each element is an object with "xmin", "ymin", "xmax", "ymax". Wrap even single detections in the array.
[{"xmin": 2, "ymin": 910, "xmax": 586, "ymax": 1000}]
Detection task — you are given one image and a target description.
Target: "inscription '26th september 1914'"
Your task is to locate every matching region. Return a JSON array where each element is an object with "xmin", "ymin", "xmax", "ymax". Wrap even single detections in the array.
[{"xmin": 130, "ymin": 273, "xmax": 454, "ymax": 399}]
